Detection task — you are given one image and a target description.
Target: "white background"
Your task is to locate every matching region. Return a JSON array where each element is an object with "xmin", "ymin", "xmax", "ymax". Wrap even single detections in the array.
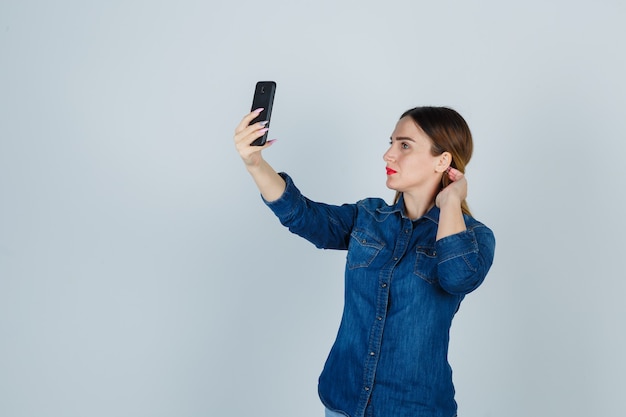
[{"xmin": 1, "ymin": 1, "xmax": 625, "ymax": 416}]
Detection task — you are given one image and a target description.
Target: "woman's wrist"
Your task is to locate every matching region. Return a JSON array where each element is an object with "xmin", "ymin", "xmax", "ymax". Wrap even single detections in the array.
[
  {"xmin": 436, "ymin": 197, "xmax": 466, "ymax": 240},
  {"xmin": 437, "ymin": 194, "xmax": 462, "ymax": 210}
]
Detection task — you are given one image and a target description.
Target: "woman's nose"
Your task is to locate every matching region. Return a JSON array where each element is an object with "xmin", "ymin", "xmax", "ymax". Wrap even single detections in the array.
[{"xmin": 383, "ymin": 147, "xmax": 394, "ymax": 162}]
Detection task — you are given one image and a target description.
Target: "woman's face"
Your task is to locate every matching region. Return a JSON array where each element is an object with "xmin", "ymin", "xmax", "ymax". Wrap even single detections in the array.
[{"xmin": 383, "ymin": 117, "xmax": 442, "ymax": 194}]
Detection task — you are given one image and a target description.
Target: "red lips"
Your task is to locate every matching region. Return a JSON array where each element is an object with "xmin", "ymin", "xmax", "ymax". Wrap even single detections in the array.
[{"xmin": 386, "ymin": 167, "xmax": 397, "ymax": 175}]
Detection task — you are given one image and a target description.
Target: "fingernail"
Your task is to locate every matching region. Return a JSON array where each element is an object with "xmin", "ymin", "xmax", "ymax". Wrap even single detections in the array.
[
  {"xmin": 267, "ymin": 139, "xmax": 277, "ymax": 145},
  {"xmin": 259, "ymin": 120, "xmax": 269, "ymax": 126},
  {"xmin": 254, "ymin": 108, "xmax": 264, "ymax": 113},
  {"xmin": 260, "ymin": 128, "xmax": 269, "ymax": 133}
]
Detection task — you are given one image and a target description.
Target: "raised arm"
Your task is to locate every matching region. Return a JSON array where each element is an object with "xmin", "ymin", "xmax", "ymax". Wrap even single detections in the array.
[
  {"xmin": 435, "ymin": 167, "xmax": 496, "ymax": 294},
  {"xmin": 435, "ymin": 167, "xmax": 468, "ymax": 241},
  {"xmin": 233, "ymin": 109, "xmax": 286, "ymax": 201}
]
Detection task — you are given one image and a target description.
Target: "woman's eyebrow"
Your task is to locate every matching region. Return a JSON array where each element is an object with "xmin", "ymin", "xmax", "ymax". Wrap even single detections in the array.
[{"xmin": 390, "ymin": 136, "xmax": 416, "ymax": 142}]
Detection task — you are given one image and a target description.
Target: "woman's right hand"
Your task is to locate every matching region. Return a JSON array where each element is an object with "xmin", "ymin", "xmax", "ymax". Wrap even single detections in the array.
[
  {"xmin": 233, "ymin": 109, "xmax": 275, "ymax": 167},
  {"xmin": 233, "ymin": 109, "xmax": 285, "ymax": 201}
]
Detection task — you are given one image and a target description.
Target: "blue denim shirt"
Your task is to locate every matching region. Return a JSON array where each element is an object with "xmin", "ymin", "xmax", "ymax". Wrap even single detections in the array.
[{"xmin": 264, "ymin": 173, "xmax": 496, "ymax": 417}]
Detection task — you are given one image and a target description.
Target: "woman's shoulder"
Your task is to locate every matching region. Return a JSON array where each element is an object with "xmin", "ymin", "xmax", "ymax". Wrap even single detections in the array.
[
  {"xmin": 353, "ymin": 197, "xmax": 400, "ymax": 222},
  {"xmin": 356, "ymin": 197, "xmax": 394, "ymax": 209}
]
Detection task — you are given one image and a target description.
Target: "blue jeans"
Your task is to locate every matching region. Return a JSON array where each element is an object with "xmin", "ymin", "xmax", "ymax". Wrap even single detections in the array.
[
  {"xmin": 325, "ymin": 407, "xmax": 457, "ymax": 417},
  {"xmin": 325, "ymin": 408, "xmax": 346, "ymax": 417}
]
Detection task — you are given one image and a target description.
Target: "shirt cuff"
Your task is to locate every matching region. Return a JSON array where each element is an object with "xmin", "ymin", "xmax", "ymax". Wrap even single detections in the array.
[{"xmin": 262, "ymin": 172, "xmax": 303, "ymax": 219}]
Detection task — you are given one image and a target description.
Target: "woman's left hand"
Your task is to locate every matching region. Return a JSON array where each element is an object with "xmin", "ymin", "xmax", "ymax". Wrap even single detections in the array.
[{"xmin": 436, "ymin": 167, "xmax": 467, "ymax": 209}]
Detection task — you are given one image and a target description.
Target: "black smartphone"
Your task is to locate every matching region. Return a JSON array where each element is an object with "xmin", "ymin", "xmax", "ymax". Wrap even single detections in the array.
[{"xmin": 249, "ymin": 81, "xmax": 276, "ymax": 146}]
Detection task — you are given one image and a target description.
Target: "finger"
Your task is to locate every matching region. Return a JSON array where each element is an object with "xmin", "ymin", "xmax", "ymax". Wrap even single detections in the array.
[
  {"xmin": 235, "ymin": 109, "xmax": 264, "ymax": 134},
  {"xmin": 234, "ymin": 122, "xmax": 268, "ymax": 147},
  {"xmin": 236, "ymin": 127, "xmax": 269, "ymax": 150},
  {"xmin": 447, "ymin": 167, "xmax": 465, "ymax": 182},
  {"xmin": 234, "ymin": 118, "xmax": 268, "ymax": 145}
]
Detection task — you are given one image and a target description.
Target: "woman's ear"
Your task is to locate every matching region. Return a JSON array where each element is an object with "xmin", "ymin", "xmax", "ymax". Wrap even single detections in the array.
[{"xmin": 435, "ymin": 152, "xmax": 452, "ymax": 173}]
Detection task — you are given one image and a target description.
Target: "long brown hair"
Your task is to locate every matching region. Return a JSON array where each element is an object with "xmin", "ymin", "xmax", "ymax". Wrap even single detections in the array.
[{"xmin": 393, "ymin": 106, "xmax": 473, "ymax": 216}]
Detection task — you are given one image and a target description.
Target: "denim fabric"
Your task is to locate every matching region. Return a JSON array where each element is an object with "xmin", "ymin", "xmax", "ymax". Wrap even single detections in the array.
[
  {"xmin": 265, "ymin": 173, "xmax": 496, "ymax": 417},
  {"xmin": 326, "ymin": 407, "xmax": 349, "ymax": 417}
]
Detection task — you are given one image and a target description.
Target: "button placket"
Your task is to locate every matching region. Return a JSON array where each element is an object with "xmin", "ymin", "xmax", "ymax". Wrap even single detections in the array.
[{"xmin": 357, "ymin": 218, "xmax": 413, "ymax": 416}]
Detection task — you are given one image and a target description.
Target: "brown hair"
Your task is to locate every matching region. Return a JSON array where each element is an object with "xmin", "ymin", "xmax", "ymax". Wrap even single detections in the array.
[{"xmin": 393, "ymin": 106, "xmax": 473, "ymax": 216}]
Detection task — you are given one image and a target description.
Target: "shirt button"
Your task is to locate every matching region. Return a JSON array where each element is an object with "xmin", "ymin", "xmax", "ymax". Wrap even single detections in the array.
[
  {"xmin": 381, "ymin": 283, "xmax": 387, "ymax": 288},
  {"xmin": 370, "ymin": 351, "xmax": 375, "ymax": 356},
  {"xmin": 364, "ymin": 386, "xmax": 370, "ymax": 391},
  {"xmin": 377, "ymin": 316, "xmax": 382, "ymax": 321},
  {"xmin": 393, "ymin": 257, "xmax": 398, "ymax": 261},
  {"xmin": 405, "ymin": 229, "xmax": 409, "ymax": 234}
]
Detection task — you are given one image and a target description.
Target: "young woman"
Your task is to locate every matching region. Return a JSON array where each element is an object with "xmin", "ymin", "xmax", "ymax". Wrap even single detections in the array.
[{"xmin": 233, "ymin": 106, "xmax": 496, "ymax": 417}]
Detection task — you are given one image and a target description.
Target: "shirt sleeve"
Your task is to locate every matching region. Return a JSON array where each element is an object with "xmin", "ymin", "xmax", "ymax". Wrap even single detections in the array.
[
  {"xmin": 263, "ymin": 173, "xmax": 358, "ymax": 250},
  {"xmin": 434, "ymin": 223, "xmax": 496, "ymax": 295}
]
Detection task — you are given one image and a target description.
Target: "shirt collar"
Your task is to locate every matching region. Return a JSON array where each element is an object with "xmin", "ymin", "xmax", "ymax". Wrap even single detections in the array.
[{"xmin": 376, "ymin": 193, "xmax": 440, "ymax": 224}]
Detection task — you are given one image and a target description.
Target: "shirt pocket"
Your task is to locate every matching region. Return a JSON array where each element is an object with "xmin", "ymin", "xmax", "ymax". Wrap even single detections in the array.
[
  {"xmin": 347, "ymin": 228, "xmax": 385, "ymax": 269},
  {"xmin": 413, "ymin": 245, "xmax": 438, "ymax": 283}
]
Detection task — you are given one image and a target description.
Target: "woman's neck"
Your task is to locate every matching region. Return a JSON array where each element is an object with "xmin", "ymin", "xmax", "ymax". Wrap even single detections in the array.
[{"xmin": 401, "ymin": 189, "xmax": 438, "ymax": 220}]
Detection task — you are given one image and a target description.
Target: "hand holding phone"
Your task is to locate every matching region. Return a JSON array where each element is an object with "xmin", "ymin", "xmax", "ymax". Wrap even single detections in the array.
[{"xmin": 249, "ymin": 81, "xmax": 276, "ymax": 146}]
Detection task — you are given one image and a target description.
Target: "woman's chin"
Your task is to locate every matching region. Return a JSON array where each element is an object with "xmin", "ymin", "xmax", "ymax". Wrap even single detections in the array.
[{"xmin": 385, "ymin": 179, "xmax": 398, "ymax": 190}]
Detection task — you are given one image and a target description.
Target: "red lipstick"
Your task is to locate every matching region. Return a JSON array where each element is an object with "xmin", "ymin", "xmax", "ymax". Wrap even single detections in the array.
[{"xmin": 386, "ymin": 167, "xmax": 397, "ymax": 175}]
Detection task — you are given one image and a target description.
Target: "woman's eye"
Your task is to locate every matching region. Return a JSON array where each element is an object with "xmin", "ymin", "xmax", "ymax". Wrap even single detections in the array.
[{"xmin": 401, "ymin": 142, "xmax": 409, "ymax": 149}]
